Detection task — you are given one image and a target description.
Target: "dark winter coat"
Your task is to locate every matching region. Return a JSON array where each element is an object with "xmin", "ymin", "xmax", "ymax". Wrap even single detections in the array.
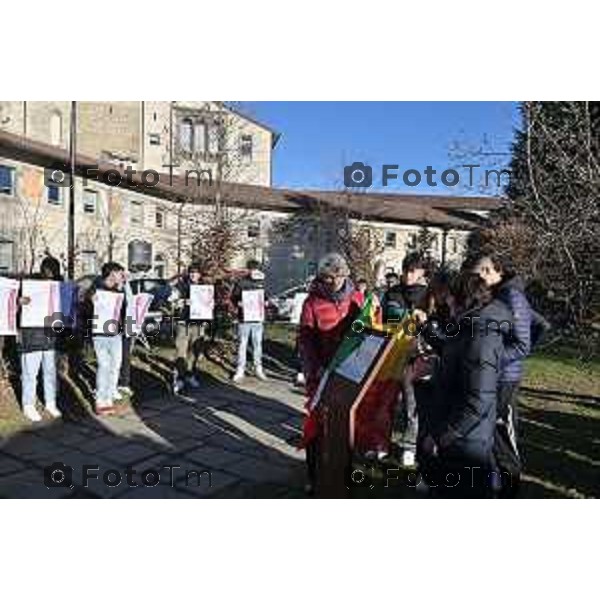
[
  {"xmin": 496, "ymin": 276, "xmax": 532, "ymax": 383},
  {"xmin": 427, "ymin": 298, "xmax": 514, "ymax": 466}
]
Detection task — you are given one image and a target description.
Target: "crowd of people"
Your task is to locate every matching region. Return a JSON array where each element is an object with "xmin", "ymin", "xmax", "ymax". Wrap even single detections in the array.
[
  {"xmin": 0, "ymin": 257, "xmax": 269, "ymax": 420},
  {"xmin": 298, "ymin": 251, "xmax": 550, "ymax": 498},
  {"xmin": 1, "ymin": 247, "xmax": 548, "ymax": 498}
]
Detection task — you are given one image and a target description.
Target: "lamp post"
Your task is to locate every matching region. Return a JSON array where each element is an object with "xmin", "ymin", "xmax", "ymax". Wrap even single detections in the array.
[{"xmin": 67, "ymin": 101, "xmax": 76, "ymax": 280}]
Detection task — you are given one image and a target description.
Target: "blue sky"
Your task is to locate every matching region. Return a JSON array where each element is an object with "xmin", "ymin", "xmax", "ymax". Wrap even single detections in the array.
[{"xmin": 243, "ymin": 102, "xmax": 521, "ymax": 196}]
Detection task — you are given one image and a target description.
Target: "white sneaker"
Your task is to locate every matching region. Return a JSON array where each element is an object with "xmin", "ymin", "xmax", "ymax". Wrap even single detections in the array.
[
  {"xmin": 364, "ymin": 450, "xmax": 388, "ymax": 461},
  {"xmin": 295, "ymin": 372, "xmax": 306, "ymax": 386},
  {"xmin": 255, "ymin": 367, "xmax": 268, "ymax": 381},
  {"xmin": 187, "ymin": 375, "xmax": 201, "ymax": 389},
  {"xmin": 23, "ymin": 405, "xmax": 42, "ymax": 422},
  {"xmin": 45, "ymin": 404, "xmax": 62, "ymax": 419},
  {"xmin": 113, "ymin": 390, "xmax": 123, "ymax": 402},
  {"xmin": 402, "ymin": 450, "xmax": 416, "ymax": 467},
  {"xmin": 173, "ymin": 377, "xmax": 185, "ymax": 394},
  {"xmin": 232, "ymin": 370, "xmax": 245, "ymax": 383},
  {"xmin": 118, "ymin": 386, "xmax": 133, "ymax": 396}
]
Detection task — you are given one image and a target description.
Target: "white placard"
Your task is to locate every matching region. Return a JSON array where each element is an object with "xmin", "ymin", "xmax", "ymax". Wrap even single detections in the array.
[
  {"xmin": 93, "ymin": 290, "xmax": 124, "ymax": 335},
  {"xmin": 242, "ymin": 289, "xmax": 265, "ymax": 322},
  {"xmin": 20, "ymin": 280, "xmax": 60, "ymax": 328},
  {"xmin": 0, "ymin": 277, "xmax": 20, "ymax": 336},
  {"xmin": 190, "ymin": 284, "xmax": 214, "ymax": 320},
  {"xmin": 290, "ymin": 292, "xmax": 308, "ymax": 325},
  {"xmin": 126, "ymin": 292, "xmax": 153, "ymax": 336}
]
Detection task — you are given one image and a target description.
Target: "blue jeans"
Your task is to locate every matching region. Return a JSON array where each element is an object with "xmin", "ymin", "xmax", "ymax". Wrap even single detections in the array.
[
  {"xmin": 236, "ymin": 322, "xmax": 264, "ymax": 372},
  {"xmin": 93, "ymin": 335, "xmax": 123, "ymax": 406},
  {"xmin": 21, "ymin": 350, "xmax": 57, "ymax": 409}
]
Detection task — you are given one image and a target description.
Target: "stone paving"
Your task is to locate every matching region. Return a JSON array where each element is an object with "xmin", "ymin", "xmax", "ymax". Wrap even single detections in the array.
[{"xmin": 0, "ymin": 375, "xmax": 308, "ymax": 498}]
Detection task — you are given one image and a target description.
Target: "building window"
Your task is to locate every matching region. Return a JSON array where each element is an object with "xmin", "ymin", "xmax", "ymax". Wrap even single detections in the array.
[
  {"xmin": 384, "ymin": 230, "xmax": 397, "ymax": 248},
  {"xmin": 83, "ymin": 189, "xmax": 97, "ymax": 214},
  {"xmin": 149, "ymin": 133, "xmax": 161, "ymax": 146},
  {"xmin": 0, "ymin": 240, "xmax": 14, "ymax": 273},
  {"xmin": 407, "ymin": 232, "xmax": 418, "ymax": 250},
  {"xmin": 240, "ymin": 134, "xmax": 253, "ymax": 160},
  {"xmin": 194, "ymin": 121, "xmax": 207, "ymax": 153},
  {"xmin": 80, "ymin": 250, "xmax": 97, "ymax": 275},
  {"xmin": 451, "ymin": 236, "xmax": 458, "ymax": 254},
  {"xmin": 49, "ymin": 111, "xmax": 62, "ymax": 146},
  {"xmin": 179, "ymin": 118, "xmax": 194, "ymax": 153},
  {"xmin": 0, "ymin": 165, "xmax": 14, "ymax": 195},
  {"xmin": 208, "ymin": 123, "xmax": 221, "ymax": 154},
  {"xmin": 247, "ymin": 221, "xmax": 260, "ymax": 239},
  {"xmin": 131, "ymin": 199, "xmax": 144, "ymax": 225},
  {"xmin": 154, "ymin": 254, "xmax": 166, "ymax": 278},
  {"xmin": 47, "ymin": 184, "xmax": 62, "ymax": 206},
  {"xmin": 155, "ymin": 208, "xmax": 164, "ymax": 229}
]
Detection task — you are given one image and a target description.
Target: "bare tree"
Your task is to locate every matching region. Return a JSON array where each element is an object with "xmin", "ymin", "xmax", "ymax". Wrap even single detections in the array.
[
  {"xmin": 468, "ymin": 101, "xmax": 600, "ymax": 338},
  {"xmin": 167, "ymin": 101, "xmax": 260, "ymax": 276}
]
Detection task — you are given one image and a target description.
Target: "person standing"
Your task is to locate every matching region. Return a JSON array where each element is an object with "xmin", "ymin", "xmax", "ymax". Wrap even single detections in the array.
[
  {"xmin": 117, "ymin": 270, "xmax": 134, "ymax": 399},
  {"xmin": 382, "ymin": 252, "xmax": 430, "ymax": 466},
  {"xmin": 169, "ymin": 263, "xmax": 210, "ymax": 393},
  {"xmin": 231, "ymin": 259, "xmax": 268, "ymax": 383},
  {"xmin": 18, "ymin": 256, "xmax": 63, "ymax": 422},
  {"xmin": 421, "ymin": 273, "xmax": 513, "ymax": 498},
  {"xmin": 87, "ymin": 262, "xmax": 126, "ymax": 416},
  {"xmin": 470, "ymin": 253, "xmax": 532, "ymax": 495},
  {"xmin": 298, "ymin": 253, "xmax": 363, "ymax": 490}
]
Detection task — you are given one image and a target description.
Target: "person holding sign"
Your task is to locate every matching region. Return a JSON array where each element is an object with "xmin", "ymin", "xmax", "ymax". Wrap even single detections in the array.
[
  {"xmin": 298, "ymin": 253, "xmax": 363, "ymax": 490},
  {"xmin": 18, "ymin": 256, "xmax": 63, "ymax": 422},
  {"xmin": 86, "ymin": 262, "xmax": 126, "ymax": 416},
  {"xmin": 168, "ymin": 263, "xmax": 212, "ymax": 393},
  {"xmin": 231, "ymin": 260, "xmax": 267, "ymax": 383}
]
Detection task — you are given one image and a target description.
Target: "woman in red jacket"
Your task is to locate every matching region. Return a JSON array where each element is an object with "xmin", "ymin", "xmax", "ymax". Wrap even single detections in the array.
[{"xmin": 298, "ymin": 253, "xmax": 363, "ymax": 491}]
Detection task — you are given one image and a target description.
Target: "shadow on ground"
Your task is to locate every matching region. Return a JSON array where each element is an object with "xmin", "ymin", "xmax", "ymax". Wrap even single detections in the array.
[{"xmin": 0, "ymin": 342, "xmax": 308, "ymax": 499}]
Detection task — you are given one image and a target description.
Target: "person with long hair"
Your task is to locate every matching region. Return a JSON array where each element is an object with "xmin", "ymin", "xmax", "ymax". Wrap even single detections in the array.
[
  {"xmin": 420, "ymin": 272, "xmax": 513, "ymax": 498},
  {"xmin": 18, "ymin": 256, "xmax": 63, "ymax": 422}
]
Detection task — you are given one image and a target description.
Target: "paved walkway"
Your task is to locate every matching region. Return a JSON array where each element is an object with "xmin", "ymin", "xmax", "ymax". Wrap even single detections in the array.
[{"xmin": 0, "ymin": 375, "xmax": 307, "ymax": 498}]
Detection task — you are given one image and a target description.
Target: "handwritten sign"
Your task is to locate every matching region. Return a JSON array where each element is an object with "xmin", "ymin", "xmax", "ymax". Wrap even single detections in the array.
[
  {"xmin": 0, "ymin": 278, "xmax": 20, "ymax": 335},
  {"xmin": 241, "ymin": 289, "xmax": 265, "ymax": 322},
  {"xmin": 20, "ymin": 280, "xmax": 60, "ymax": 328},
  {"xmin": 190, "ymin": 284, "xmax": 215, "ymax": 320},
  {"xmin": 290, "ymin": 292, "xmax": 308, "ymax": 325},
  {"xmin": 93, "ymin": 290, "xmax": 124, "ymax": 335},
  {"xmin": 126, "ymin": 292, "xmax": 153, "ymax": 336}
]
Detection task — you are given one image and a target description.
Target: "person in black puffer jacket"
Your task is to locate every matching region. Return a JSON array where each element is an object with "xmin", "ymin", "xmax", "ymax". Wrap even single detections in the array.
[
  {"xmin": 18, "ymin": 256, "xmax": 63, "ymax": 422},
  {"xmin": 421, "ymin": 273, "xmax": 513, "ymax": 498}
]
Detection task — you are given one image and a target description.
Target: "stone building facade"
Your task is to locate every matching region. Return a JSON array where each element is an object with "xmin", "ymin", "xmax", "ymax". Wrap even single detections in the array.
[{"xmin": 0, "ymin": 103, "xmax": 499, "ymax": 291}]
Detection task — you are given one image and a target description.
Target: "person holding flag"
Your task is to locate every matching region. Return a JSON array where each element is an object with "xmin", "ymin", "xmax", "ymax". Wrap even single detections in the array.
[{"xmin": 298, "ymin": 253, "xmax": 363, "ymax": 491}]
